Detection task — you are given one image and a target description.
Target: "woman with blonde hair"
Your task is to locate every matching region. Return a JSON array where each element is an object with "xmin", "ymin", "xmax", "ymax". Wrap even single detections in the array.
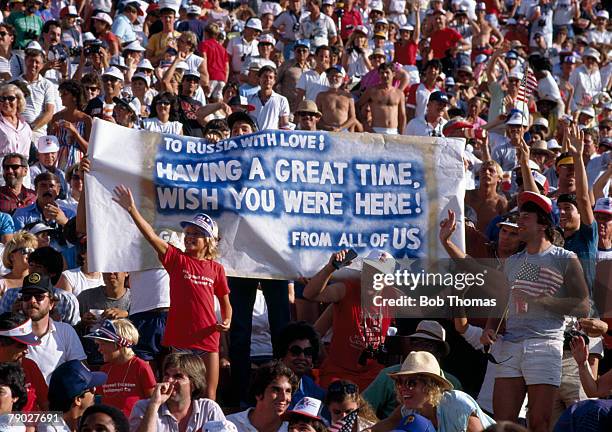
[
  {"xmin": 325, "ymin": 380, "xmax": 378, "ymax": 431},
  {"xmin": 342, "ymin": 26, "xmax": 372, "ymax": 80},
  {"xmin": 371, "ymin": 351, "xmax": 495, "ymax": 432},
  {"xmin": 85, "ymin": 319, "xmax": 156, "ymax": 417},
  {"xmin": 0, "ymin": 232, "xmax": 37, "ymax": 294},
  {"xmin": 0, "ymin": 84, "xmax": 32, "ymax": 159}
]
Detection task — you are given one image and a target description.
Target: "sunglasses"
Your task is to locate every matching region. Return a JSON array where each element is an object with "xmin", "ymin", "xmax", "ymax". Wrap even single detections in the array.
[
  {"xmin": 328, "ymin": 381, "xmax": 358, "ymax": 394},
  {"xmin": 13, "ymin": 247, "xmax": 35, "ymax": 255},
  {"xmin": 288, "ymin": 345, "xmax": 314, "ymax": 357},
  {"xmin": 2, "ymin": 164, "xmax": 25, "ymax": 170},
  {"xmin": 483, "ymin": 345, "xmax": 512, "ymax": 364},
  {"xmin": 156, "ymin": 100, "xmax": 171, "ymax": 106},
  {"xmin": 0, "ymin": 95, "xmax": 17, "ymax": 103},
  {"xmin": 80, "ymin": 387, "xmax": 96, "ymax": 397},
  {"xmin": 395, "ymin": 377, "xmax": 422, "ymax": 389},
  {"xmin": 85, "ymin": 86, "xmax": 100, "ymax": 92},
  {"xmin": 21, "ymin": 293, "xmax": 49, "ymax": 302},
  {"xmin": 0, "ymin": 31, "xmax": 9, "ymax": 38},
  {"xmin": 102, "ymin": 76, "xmax": 120, "ymax": 83},
  {"xmin": 298, "ymin": 112, "xmax": 317, "ymax": 118}
]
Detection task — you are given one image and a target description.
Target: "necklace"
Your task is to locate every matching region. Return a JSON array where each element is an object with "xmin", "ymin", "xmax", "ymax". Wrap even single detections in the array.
[{"xmin": 107, "ymin": 356, "xmax": 135, "ymax": 392}]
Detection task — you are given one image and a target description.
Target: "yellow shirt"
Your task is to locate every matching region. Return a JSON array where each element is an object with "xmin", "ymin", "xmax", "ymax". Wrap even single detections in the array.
[{"xmin": 146, "ymin": 30, "xmax": 181, "ymax": 61}]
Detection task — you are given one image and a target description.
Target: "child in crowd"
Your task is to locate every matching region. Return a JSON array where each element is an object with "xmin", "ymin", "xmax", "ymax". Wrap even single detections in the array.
[{"xmin": 112, "ymin": 185, "xmax": 231, "ymax": 400}]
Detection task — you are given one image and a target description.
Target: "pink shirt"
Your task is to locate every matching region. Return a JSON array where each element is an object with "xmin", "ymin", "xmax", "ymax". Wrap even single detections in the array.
[{"xmin": 0, "ymin": 113, "xmax": 32, "ymax": 157}]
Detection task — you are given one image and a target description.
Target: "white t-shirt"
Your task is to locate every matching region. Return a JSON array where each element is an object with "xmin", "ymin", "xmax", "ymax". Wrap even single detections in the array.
[
  {"xmin": 227, "ymin": 409, "xmax": 288, "ymax": 432},
  {"xmin": 142, "ymin": 118, "xmax": 183, "ymax": 135},
  {"xmin": 404, "ymin": 116, "xmax": 446, "ymax": 137},
  {"xmin": 226, "ymin": 36, "xmax": 259, "ymax": 74},
  {"xmin": 298, "ymin": 13, "xmax": 337, "ymax": 47},
  {"xmin": 296, "ymin": 70, "xmax": 329, "ymax": 103},
  {"xmin": 128, "ymin": 269, "xmax": 171, "ymax": 315},
  {"xmin": 247, "ymin": 91, "xmax": 290, "ymax": 130},
  {"xmin": 26, "ymin": 319, "xmax": 86, "ymax": 384},
  {"xmin": 19, "ymin": 74, "xmax": 58, "ymax": 136},
  {"xmin": 60, "ymin": 268, "xmax": 104, "ymax": 297}
]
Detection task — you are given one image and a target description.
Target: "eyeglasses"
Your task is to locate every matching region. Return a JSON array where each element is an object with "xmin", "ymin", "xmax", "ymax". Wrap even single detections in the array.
[
  {"xmin": 288, "ymin": 345, "xmax": 314, "ymax": 357},
  {"xmin": 2, "ymin": 164, "xmax": 25, "ymax": 171},
  {"xmin": 328, "ymin": 381, "xmax": 358, "ymax": 395},
  {"xmin": 0, "ymin": 95, "xmax": 17, "ymax": 103},
  {"xmin": 0, "ymin": 31, "xmax": 9, "ymax": 38},
  {"xmin": 13, "ymin": 247, "xmax": 35, "ymax": 255},
  {"xmin": 21, "ymin": 293, "xmax": 49, "ymax": 302},
  {"xmin": 85, "ymin": 86, "xmax": 100, "ymax": 92}
]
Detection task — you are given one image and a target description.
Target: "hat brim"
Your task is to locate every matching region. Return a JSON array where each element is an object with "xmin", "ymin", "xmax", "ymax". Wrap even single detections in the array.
[
  {"xmin": 407, "ymin": 333, "xmax": 451, "ymax": 356},
  {"xmin": 518, "ymin": 193, "xmax": 552, "ymax": 214},
  {"xmin": 83, "ymin": 333, "xmax": 116, "ymax": 343},
  {"xmin": 282, "ymin": 411, "xmax": 323, "ymax": 422},
  {"xmin": 87, "ymin": 371, "xmax": 108, "ymax": 389},
  {"xmin": 179, "ymin": 221, "xmax": 214, "ymax": 237},
  {"xmin": 228, "ymin": 111, "xmax": 258, "ymax": 131},
  {"xmin": 388, "ymin": 371, "xmax": 453, "ymax": 391},
  {"xmin": 594, "ymin": 209, "xmax": 612, "ymax": 215},
  {"xmin": 9, "ymin": 333, "xmax": 40, "ymax": 346},
  {"xmin": 112, "ymin": 97, "xmax": 138, "ymax": 115}
]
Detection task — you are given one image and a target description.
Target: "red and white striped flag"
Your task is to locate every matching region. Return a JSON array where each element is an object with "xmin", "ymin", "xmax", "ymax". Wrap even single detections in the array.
[
  {"xmin": 328, "ymin": 410, "xmax": 359, "ymax": 432},
  {"xmin": 512, "ymin": 262, "xmax": 564, "ymax": 297},
  {"xmin": 516, "ymin": 64, "xmax": 538, "ymax": 103}
]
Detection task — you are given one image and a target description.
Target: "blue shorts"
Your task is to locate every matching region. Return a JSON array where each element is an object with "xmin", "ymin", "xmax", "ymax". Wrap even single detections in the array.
[{"xmin": 129, "ymin": 310, "xmax": 168, "ymax": 361}]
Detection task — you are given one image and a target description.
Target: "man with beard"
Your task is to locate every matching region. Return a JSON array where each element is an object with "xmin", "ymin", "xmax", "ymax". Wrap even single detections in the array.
[
  {"xmin": 129, "ymin": 353, "xmax": 226, "ymax": 431},
  {"xmin": 227, "ymin": 361, "xmax": 298, "ymax": 431},
  {"xmin": 277, "ymin": 321, "xmax": 325, "ymax": 408},
  {"xmin": 316, "ymin": 66, "xmax": 358, "ymax": 132},
  {"xmin": 12, "ymin": 172, "xmax": 74, "ymax": 232},
  {"xmin": 358, "ymin": 62, "xmax": 406, "ymax": 135},
  {"xmin": 0, "ymin": 153, "xmax": 35, "ymax": 215},
  {"xmin": 294, "ymin": 100, "xmax": 322, "ymax": 131},
  {"xmin": 21, "ymin": 272, "xmax": 86, "ymax": 383},
  {"xmin": 404, "ymin": 91, "xmax": 449, "ymax": 137},
  {"xmin": 0, "ymin": 312, "xmax": 48, "ymax": 411}
]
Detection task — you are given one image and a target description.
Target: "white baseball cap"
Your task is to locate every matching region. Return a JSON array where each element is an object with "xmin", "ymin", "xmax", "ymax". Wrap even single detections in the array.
[
  {"xmin": 91, "ymin": 12, "xmax": 113, "ymax": 26},
  {"xmin": 596, "ymin": 10, "xmax": 609, "ymax": 20},
  {"xmin": 137, "ymin": 58, "xmax": 154, "ymax": 70},
  {"xmin": 25, "ymin": 41, "xmax": 44, "ymax": 53},
  {"xmin": 258, "ymin": 33, "xmax": 276, "ymax": 45},
  {"xmin": 506, "ymin": 110, "xmax": 529, "ymax": 126},
  {"xmin": 245, "ymin": 17, "xmax": 263, "ymax": 32},
  {"xmin": 124, "ymin": 40, "xmax": 146, "ymax": 52},
  {"xmin": 131, "ymin": 72, "xmax": 150, "ymax": 87},
  {"xmin": 102, "ymin": 66, "xmax": 125, "ymax": 81},
  {"xmin": 37, "ymin": 135, "xmax": 60, "ymax": 154},
  {"xmin": 186, "ymin": 4, "xmax": 202, "ymax": 15}
]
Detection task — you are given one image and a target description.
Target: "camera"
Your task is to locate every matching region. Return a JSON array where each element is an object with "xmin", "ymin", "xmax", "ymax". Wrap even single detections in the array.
[
  {"xmin": 358, "ymin": 344, "xmax": 388, "ymax": 366},
  {"xmin": 23, "ymin": 29, "xmax": 38, "ymax": 40},
  {"xmin": 563, "ymin": 329, "xmax": 589, "ymax": 350},
  {"xmin": 69, "ymin": 46, "xmax": 82, "ymax": 56},
  {"xmin": 48, "ymin": 45, "xmax": 67, "ymax": 63},
  {"xmin": 84, "ymin": 44, "xmax": 101, "ymax": 56}
]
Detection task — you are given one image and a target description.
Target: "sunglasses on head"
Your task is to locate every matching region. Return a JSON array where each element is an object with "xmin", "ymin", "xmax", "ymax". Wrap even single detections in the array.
[
  {"xmin": 0, "ymin": 95, "xmax": 17, "ymax": 103},
  {"xmin": 288, "ymin": 345, "xmax": 314, "ymax": 357},
  {"xmin": 328, "ymin": 381, "xmax": 358, "ymax": 395},
  {"xmin": 21, "ymin": 293, "xmax": 49, "ymax": 302}
]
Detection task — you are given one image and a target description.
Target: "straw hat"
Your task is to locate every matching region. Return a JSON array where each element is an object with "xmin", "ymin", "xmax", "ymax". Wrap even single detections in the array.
[{"xmin": 388, "ymin": 351, "xmax": 453, "ymax": 391}]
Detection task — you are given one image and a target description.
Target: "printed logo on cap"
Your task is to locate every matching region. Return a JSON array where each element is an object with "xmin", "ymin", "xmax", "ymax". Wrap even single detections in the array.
[{"xmin": 28, "ymin": 273, "xmax": 41, "ymax": 284}]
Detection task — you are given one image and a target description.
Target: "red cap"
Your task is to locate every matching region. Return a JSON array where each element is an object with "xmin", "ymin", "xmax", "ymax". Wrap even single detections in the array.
[
  {"xmin": 518, "ymin": 191, "xmax": 552, "ymax": 214},
  {"xmin": 442, "ymin": 120, "xmax": 473, "ymax": 135}
]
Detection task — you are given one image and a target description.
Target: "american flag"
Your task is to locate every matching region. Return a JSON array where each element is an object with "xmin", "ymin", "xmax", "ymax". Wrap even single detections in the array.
[
  {"xmin": 512, "ymin": 262, "xmax": 563, "ymax": 297},
  {"xmin": 516, "ymin": 63, "xmax": 538, "ymax": 103},
  {"xmin": 329, "ymin": 410, "xmax": 359, "ymax": 432}
]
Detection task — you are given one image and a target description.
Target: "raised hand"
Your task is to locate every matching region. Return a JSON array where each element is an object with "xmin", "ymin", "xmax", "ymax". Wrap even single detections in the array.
[
  {"xmin": 112, "ymin": 185, "xmax": 135, "ymax": 212},
  {"xmin": 439, "ymin": 209, "xmax": 457, "ymax": 243}
]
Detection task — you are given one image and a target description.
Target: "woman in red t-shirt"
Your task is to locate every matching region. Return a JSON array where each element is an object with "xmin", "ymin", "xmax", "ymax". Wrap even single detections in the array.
[
  {"xmin": 86, "ymin": 319, "xmax": 156, "ymax": 417},
  {"xmin": 112, "ymin": 186, "xmax": 232, "ymax": 400}
]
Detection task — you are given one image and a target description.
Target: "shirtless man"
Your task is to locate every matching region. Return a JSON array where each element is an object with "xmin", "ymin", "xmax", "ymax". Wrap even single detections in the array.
[
  {"xmin": 316, "ymin": 65, "xmax": 358, "ymax": 132},
  {"xmin": 472, "ymin": 2, "xmax": 503, "ymax": 55},
  {"xmin": 357, "ymin": 62, "xmax": 406, "ymax": 135},
  {"xmin": 465, "ymin": 160, "xmax": 509, "ymax": 233}
]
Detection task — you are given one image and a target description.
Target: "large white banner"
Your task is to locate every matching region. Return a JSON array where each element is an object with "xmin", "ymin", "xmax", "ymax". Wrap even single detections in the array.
[{"xmin": 86, "ymin": 119, "xmax": 466, "ymax": 278}]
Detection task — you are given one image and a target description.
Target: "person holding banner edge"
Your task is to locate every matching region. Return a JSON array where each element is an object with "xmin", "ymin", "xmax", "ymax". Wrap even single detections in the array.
[{"xmin": 111, "ymin": 185, "xmax": 231, "ymax": 401}]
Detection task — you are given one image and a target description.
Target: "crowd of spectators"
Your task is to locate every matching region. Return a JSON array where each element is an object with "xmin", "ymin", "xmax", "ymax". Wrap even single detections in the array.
[{"xmin": 0, "ymin": 0, "xmax": 610, "ymax": 431}]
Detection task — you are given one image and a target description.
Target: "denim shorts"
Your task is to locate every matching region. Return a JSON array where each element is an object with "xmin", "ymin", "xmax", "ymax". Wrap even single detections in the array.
[{"xmin": 129, "ymin": 310, "xmax": 168, "ymax": 361}]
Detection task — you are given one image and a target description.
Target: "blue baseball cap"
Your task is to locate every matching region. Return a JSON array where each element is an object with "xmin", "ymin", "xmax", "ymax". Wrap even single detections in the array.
[
  {"xmin": 391, "ymin": 414, "xmax": 436, "ymax": 432},
  {"xmin": 180, "ymin": 213, "xmax": 218, "ymax": 238},
  {"xmin": 295, "ymin": 39, "xmax": 311, "ymax": 49},
  {"xmin": 428, "ymin": 91, "xmax": 450, "ymax": 105},
  {"xmin": 49, "ymin": 360, "xmax": 107, "ymax": 402},
  {"xmin": 505, "ymin": 50, "xmax": 519, "ymax": 60}
]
